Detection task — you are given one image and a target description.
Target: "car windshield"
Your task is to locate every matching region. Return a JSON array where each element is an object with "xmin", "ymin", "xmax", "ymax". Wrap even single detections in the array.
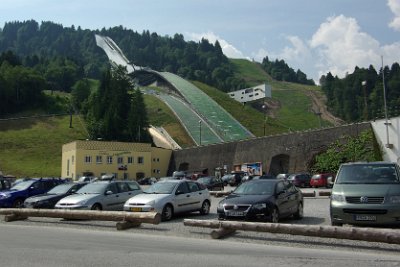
[
  {"xmin": 336, "ymin": 164, "xmax": 399, "ymax": 184},
  {"xmin": 47, "ymin": 183, "xmax": 74, "ymax": 194},
  {"xmin": 233, "ymin": 181, "xmax": 274, "ymax": 195},
  {"xmin": 76, "ymin": 183, "xmax": 107, "ymax": 194},
  {"xmin": 10, "ymin": 180, "xmax": 36, "ymax": 190},
  {"xmin": 144, "ymin": 182, "xmax": 177, "ymax": 194}
]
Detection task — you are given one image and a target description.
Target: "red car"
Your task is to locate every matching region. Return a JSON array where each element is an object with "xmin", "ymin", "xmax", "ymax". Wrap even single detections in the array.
[{"xmin": 310, "ymin": 173, "xmax": 334, "ymax": 188}]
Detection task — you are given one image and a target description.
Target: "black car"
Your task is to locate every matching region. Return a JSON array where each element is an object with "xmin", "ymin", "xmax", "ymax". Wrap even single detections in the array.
[
  {"xmin": 137, "ymin": 177, "xmax": 158, "ymax": 185},
  {"xmin": 228, "ymin": 172, "xmax": 246, "ymax": 186},
  {"xmin": 197, "ymin": 176, "xmax": 224, "ymax": 191},
  {"xmin": 23, "ymin": 182, "xmax": 87, "ymax": 209},
  {"xmin": 217, "ymin": 179, "xmax": 303, "ymax": 223}
]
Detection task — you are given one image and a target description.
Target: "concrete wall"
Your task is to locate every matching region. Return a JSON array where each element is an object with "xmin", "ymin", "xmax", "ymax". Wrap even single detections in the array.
[
  {"xmin": 170, "ymin": 122, "xmax": 371, "ymax": 175},
  {"xmin": 371, "ymin": 116, "xmax": 400, "ymax": 164}
]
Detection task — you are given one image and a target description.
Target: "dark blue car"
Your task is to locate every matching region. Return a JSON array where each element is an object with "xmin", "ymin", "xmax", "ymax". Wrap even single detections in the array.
[{"xmin": 0, "ymin": 178, "xmax": 66, "ymax": 208}]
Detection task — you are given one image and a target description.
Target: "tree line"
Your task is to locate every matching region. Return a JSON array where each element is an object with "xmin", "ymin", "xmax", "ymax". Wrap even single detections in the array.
[
  {"xmin": 0, "ymin": 20, "xmax": 247, "ymax": 92},
  {"xmin": 261, "ymin": 56, "xmax": 315, "ymax": 85},
  {"xmin": 319, "ymin": 63, "xmax": 400, "ymax": 122}
]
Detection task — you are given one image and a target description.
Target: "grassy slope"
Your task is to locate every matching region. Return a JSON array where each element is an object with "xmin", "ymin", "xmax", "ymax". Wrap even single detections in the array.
[
  {"xmin": 0, "ymin": 115, "xmax": 87, "ymax": 177},
  {"xmin": 0, "ymin": 60, "xmax": 331, "ymax": 176},
  {"xmin": 229, "ymin": 59, "xmax": 331, "ymax": 130}
]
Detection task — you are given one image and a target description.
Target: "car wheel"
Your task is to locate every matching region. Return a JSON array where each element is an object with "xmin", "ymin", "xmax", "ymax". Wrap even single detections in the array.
[
  {"xmin": 162, "ymin": 204, "xmax": 173, "ymax": 221},
  {"xmin": 13, "ymin": 198, "xmax": 24, "ymax": 208},
  {"xmin": 200, "ymin": 200, "xmax": 210, "ymax": 215},
  {"xmin": 293, "ymin": 203, "xmax": 303, "ymax": 219},
  {"xmin": 91, "ymin": 203, "xmax": 102, "ymax": 210},
  {"xmin": 269, "ymin": 207, "xmax": 279, "ymax": 223}
]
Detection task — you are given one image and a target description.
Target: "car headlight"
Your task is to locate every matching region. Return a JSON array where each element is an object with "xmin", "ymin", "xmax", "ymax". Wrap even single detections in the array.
[
  {"xmin": 252, "ymin": 203, "xmax": 267, "ymax": 210},
  {"xmin": 217, "ymin": 201, "xmax": 225, "ymax": 209},
  {"xmin": 388, "ymin": 196, "xmax": 400, "ymax": 204},
  {"xmin": 0, "ymin": 193, "xmax": 11, "ymax": 199},
  {"xmin": 76, "ymin": 199, "xmax": 89, "ymax": 206},
  {"xmin": 331, "ymin": 194, "xmax": 345, "ymax": 202},
  {"xmin": 147, "ymin": 200, "xmax": 155, "ymax": 207}
]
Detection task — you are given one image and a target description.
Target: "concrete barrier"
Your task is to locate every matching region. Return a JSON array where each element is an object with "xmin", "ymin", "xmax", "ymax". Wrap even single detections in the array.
[
  {"xmin": 0, "ymin": 208, "xmax": 160, "ymax": 230},
  {"xmin": 183, "ymin": 219, "xmax": 400, "ymax": 244}
]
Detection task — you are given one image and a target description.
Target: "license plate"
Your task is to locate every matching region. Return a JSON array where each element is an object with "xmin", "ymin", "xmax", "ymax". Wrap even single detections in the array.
[
  {"xmin": 354, "ymin": 215, "xmax": 376, "ymax": 221},
  {"xmin": 130, "ymin": 207, "xmax": 142, "ymax": 212},
  {"xmin": 227, "ymin": 211, "xmax": 244, "ymax": 216}
]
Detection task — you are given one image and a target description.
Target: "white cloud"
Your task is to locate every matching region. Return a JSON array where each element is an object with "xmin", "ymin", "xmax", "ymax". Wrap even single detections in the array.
[
  {"xmin": 186, "ymin": 31, "xmax": 247, "ymax": 59},
  {"xmin": 388, "ymin": 0, "xmax": 400, "ymax": 31},
  {"xmin": 310, "ymin": 15, "xmax": 384, "ymax": 79}
]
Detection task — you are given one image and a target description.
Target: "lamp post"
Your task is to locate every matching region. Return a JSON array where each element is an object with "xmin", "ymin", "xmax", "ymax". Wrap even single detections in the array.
[
  {"xmin": 199, "ymin": 120, "xmax": 202, "ymax": 146},
  {"xmin": 381, "ymin": 56, "xmax": 392, "ymax": 148},
  {"xmin": 262, "ymin": 104, "xmax": 267, "ymax": 136}
]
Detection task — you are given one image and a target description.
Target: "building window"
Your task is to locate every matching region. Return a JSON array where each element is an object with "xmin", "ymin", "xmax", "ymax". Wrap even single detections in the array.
[
  {"xmin": 117, "ymin": 157, "xmax": 124, "ymax": 164},
  {"xmin": 127, "ymin": 157, "xmax": 133, "ymax": 164},
  {"xmin": 107, "ymin": 156, "xmax": 113, "ymax": 164},
  {"xmin": 138, "ymin": 156, "xmax": 144, "ymax": 164},
  {"xmin": 157, "ymin": 158, "xmax": 160, "ymax": 162},
  {"xmin": 85, "ymin": 156, "xmax": 92, "ymax": 164},
  {"xmin": 96, "ymin": 155, "xmax": 102, "ymax": 164},
  {"xmin": 72, "ymin": 156, "xmax": 74, "ymax": 165},
  {"xmin": 67, "ymin": 159, "xmax": 70, "ymax": 176}
]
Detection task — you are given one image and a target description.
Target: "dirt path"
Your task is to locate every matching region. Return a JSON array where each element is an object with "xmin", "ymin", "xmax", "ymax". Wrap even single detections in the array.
[{"xmin": 307, "ymin": 90, "xmax": 344, "ymax": 126}]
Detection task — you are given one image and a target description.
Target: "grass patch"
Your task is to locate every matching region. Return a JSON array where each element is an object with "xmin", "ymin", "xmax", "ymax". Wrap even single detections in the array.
[
  {"xmin": 0, "ymin": 115, "xmax": 87, "ymax": 177},
  {"xmin": 230, "ymin": 58, "xmax": 272, "ymax": 86}
]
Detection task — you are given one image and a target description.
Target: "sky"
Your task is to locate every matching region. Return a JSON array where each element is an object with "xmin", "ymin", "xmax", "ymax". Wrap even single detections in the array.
[{"xmin": 0, "ymin": 0, "xmax": 399, "ymax": 83}]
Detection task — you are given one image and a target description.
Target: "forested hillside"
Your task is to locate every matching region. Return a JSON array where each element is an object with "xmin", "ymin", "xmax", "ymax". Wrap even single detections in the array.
[{"xmin": 320, "ymin": 64, "xmax": 400, "ymax": 122}]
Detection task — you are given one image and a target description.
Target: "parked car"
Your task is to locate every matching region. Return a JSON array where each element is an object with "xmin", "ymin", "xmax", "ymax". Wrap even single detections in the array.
[
  {"xmin": 222, "ymin": 174, "xmax": 234, "ymax": 186},
  {"xmin": 310, "ymin": 173, "xmax": 335, "ymax": 188},
  {"xmin": 197, "ymin": 176, "xmax": 224, "ymax": 191},
  {"xmin": 253, "ymin": 174, "xmax": 276, "ymax": 180},
  {"xmin": 228, "ymin": 172, "xmax": 247, "ymax": 186},
  {"xmin": 0, "ymin": 178, "xmax": 67, "ymax": 208},
  {"xmin": 276, "ymin": 173, "xmax": 291, "ymax": 180},
  {"xmin": 124, "ymin": 179, "xmax": 211, "ymax": 221},
  {"xmin": 55, "ymin": 180, "xmax": 142, "ymax": 210},
  {"xmin": 287, "ymin": 173, "xmax": 311, "ymax": 187},
  {"xmin": 0, "ymin": 177, "xmax": 13, "ymax": 191},
  {"xmin": 330, "ymin": 161, "xmax": 400, "ymax": 226},
  {"xmin": 137, "ymin": 177, "xmax": 158, "ymax": 185},
  {"xmin": 77, "ymin": 176, "xmax": 97, "ymax": 183},
  {"xmin": 23, "ymin": 182, "xmax": 87, "ymax": 209},
  {"xmin": 217, "ymin": 179, "xmax": 303, "ymax": 223},
  {"xmin": 327, "ymin": 175, "xmax": 335, "ymax": 188}
]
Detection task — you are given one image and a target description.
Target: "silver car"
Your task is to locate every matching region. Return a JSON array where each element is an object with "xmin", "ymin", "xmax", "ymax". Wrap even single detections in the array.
[
  {"xmin": 123, "ymin": 179, "xmax": 211, "ymax": 221},
  {"xmin": 55, "ymin": 180, "xmax": 142, "ymax": 210}
]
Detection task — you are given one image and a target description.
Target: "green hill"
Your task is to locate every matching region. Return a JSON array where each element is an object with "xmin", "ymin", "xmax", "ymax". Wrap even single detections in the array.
[{"xmin": 0, "ymin": 60, "xmax": 333, "ymax": 177}]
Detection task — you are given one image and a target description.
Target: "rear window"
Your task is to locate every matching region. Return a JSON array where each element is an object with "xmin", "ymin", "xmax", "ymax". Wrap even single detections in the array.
[{"xmin": 336, "ymin": 164, "xmax": 399, "ymax": 184}]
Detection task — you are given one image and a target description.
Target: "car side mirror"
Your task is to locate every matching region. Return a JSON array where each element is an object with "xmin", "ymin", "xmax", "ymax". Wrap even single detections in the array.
[
  {"xmin": 105, "ymin": 190, "xmax": 113, "ymax": 195},
  {"xmin": 175, "ymin": 190, "xmax": 184, "ymax": 195}
]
